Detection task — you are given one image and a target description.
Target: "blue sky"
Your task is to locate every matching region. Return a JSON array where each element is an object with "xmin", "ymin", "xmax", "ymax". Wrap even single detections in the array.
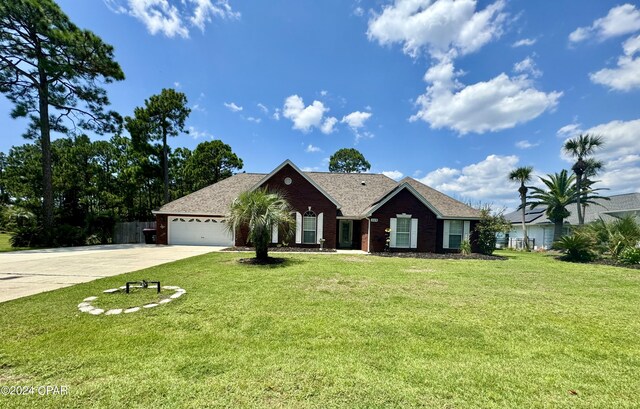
[{"xmin": 2, "ymin": 0, "xmax": 640, "ymax": 209}]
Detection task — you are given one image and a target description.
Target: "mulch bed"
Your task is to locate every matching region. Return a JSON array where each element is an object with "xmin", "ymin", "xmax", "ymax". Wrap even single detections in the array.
[
  {"xmin": 222, "ymin": 246, "xmax": 336, "ymax": 253},
  {"xmin": 371, "ymin": 252, "xmax": 507, "ymax": 261}
]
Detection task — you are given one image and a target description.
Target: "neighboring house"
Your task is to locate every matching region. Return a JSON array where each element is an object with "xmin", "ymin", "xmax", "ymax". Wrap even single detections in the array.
[
  {"xmin": 504, "ymin": 193, "xmax": 640, "ymax": 249},
  {"xmin": 153, "ymin": 160, "xmax": 481, "ymax": 253}
]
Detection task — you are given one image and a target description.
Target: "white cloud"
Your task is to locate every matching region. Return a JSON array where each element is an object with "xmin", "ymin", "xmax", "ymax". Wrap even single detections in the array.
[
  {"xmin": 411, "ymin": 59, "xmax": 562, "ymax": 134},
  {"xmin": 556, "ymin": 122, "xmax": 582, "ymax": 138},
  {"xmin": 190, "ymin": 0, "xmax": 239, "ymax": 31},
  {"xmin": 305, "ymin": 144, "xmax": 322, "ymax": 153},
  {"xmin": 272, "ymin": 108, "xmax": 281, "ymax": 121},
  {"xmin": 341, "ymin": 111, "xmax": 372, "ymax": 129},
  {"xmin": 191, "ymin": 103, "xmax": 206, "ymax": 113},
  {"xmin": 419, "ymin": 154, "xmax": 521, "ymax": 206},
  {"xmin": 173, "ymin": 81, "xmax": 181, "ymax": 88},
  {"xmin": 560, "ymin": 119, "xmax": 640, "ymax": 194},
  {"xmin": 569, "ymin": 4, "xmax": 640, "ymax": 43},
  {"xmin": 515, "ymin": 140, "xmax": 539, "ymax": 149},
  {"xmin": 590, "ymin": 34, "xmax": 640, "ymax": 91},
  {"xmin": 245, "ymin": 116, "xmax": 261, "ymax": 123},
  {"xmin": 367, "ymin": 0, "xmax": 507, "ymax": 58},
  {"xmin": 223, "ymin": 102, "xmax": 243, "ymax": 112},
  {"xmin": 512, "ymin": 38, "xmax": 536, "ymax": 47},
  {"xmin": 188, "ymin": 125, "xmax": 212, "ymax": 139},
  {"xmin": 353, "ymin": 6, "xmax": 364, "ymax": 17},
  {"xmin": 320, "ymin": 117, "xmax": 338, "ymax": 134},
  {"xmin": 282, "ymin": 95, "xmax": 328, "ymax": 133},
  {"xmin": 103, "ymin": 0, "xmax": 238, "ymax": 38},
  {"xmin": 382, "ymin": 170, "xmax": 404, "ymax": 180},
  {"xmin": 320, "ymin": 90, "xmax": 329, "ymax": 96},
  {"xmin": 257, "ymin": 103, "xmax": 269, "ymax": 114},
  {"xmin": 513, "ymin": 56, "xmax": 542, "ymax": 78}
]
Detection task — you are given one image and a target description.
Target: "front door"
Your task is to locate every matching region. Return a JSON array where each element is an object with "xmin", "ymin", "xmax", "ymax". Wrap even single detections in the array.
[{"xmin": 339, "ymin": 220, "xmax": 353, "ymax": 248}]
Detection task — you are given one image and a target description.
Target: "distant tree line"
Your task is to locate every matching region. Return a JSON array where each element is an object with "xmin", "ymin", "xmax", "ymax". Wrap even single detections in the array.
[{"xmin": 0, "ymin": 0, "xmax": 243, "ymax": 247}]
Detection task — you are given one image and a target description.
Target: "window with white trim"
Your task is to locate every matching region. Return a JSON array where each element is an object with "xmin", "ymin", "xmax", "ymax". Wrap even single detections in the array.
[
  {"xmin": 395, "ymin": 217, "xmax": 411, "ymax": 248},
  {"xmin": 449, "ymin": 220, "xmax": 463, "ymax": 249},
  {"xmin": 303, "ymin": 211, "xmax": 316, "ymax": 244}
]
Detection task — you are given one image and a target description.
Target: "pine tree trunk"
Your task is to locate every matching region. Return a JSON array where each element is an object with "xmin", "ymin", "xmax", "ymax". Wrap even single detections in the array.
[
  {"xmin": 162, "ymin": 130, "xmax": 169, "ymax": 204},
  {"xmin": 38, "ymin": 67, "xmax": 54, "ymax": 239}
]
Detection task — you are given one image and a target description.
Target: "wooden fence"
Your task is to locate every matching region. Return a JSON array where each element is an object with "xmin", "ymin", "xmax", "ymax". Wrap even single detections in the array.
[{"xmin": 113, "ymin": 221, "xmax": 156, "ymax": 244}]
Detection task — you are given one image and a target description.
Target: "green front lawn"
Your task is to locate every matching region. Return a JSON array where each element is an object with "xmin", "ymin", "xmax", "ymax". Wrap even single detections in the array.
[
  {"xmin": 1, "ymin": 251, "xmax": 638, "ymax": 408},
  {"xmin": 0, "ymin": 232, "xmax": 36, "ymax": 252}
]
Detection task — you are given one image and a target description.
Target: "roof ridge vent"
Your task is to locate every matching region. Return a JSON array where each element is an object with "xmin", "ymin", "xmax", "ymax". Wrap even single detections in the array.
[{"xmin": 361, "ymin": 181, "xmax": 366, "ymax": 186}]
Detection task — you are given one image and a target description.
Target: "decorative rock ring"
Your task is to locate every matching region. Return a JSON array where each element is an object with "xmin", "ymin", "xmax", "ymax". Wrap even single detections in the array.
[{"xmin": 77, "ymin": 285, "xmax": 186, "ymax": 316}]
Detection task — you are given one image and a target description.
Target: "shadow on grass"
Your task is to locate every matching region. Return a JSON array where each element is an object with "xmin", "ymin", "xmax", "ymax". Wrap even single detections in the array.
[{"xmin": 237, "ymin": 256, "xmax": 305, "ymax": 269}]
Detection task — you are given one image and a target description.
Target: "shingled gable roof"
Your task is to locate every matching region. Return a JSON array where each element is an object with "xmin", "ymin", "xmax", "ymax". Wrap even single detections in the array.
[
  {"xmin": 249, "ymin": 160, "xmax": 341, "ymax": 209},
  {"xmin": 363, "ymin": 177, "xmax": 481, "ymax": 219},
  {"xmin": 154, "ymin": 161, "xmax": 481, "ymax": 219}
]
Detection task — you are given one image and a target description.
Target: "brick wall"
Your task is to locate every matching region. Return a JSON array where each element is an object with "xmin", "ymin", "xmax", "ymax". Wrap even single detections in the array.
[
  {"xmin": 370, "ymin": 188, "xmax": 438, "ymax": 253},
  {"xmin": 155, "ymin": 214, "xmax": 168, "ymax": 245},
  {"xmin": 234, "ymin": 164, "xmax": 338, "ymax": 249}
]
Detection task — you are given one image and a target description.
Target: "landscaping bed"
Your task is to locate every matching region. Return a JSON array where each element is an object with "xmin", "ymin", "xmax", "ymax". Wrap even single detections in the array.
[
  {"xmin": 222, "ymin": 246, "xmax": 336, "ymax": 253},
  {"xmin": 371, "ymin": 251, "xmax": 507, "ymax": 260}
]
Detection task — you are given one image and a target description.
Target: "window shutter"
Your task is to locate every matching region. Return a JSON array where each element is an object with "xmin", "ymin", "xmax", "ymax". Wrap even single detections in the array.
[
  {"xmin": 443, "ymin": 220, "xmax": 450, "ymax": 249},
  {"xmin": 410, "ymin": 218, "xmax": 418, "ymax": 248},
  {"xmin": 271, "ymin": 224, "xmax": 278, "ymax": 244},
  {"xmin": 295, "ymin": 212, "xmax": 302, "ymax": 244},
  {"xmin": 317, "ymin": 213, "xmax": 324, "ymax": 244},
  {"xmin": 390, "ymin": 218, "xmax": 397, "ymax": 248},
  {"xmin": 463, "ymin": 220, "xmax": 470, "ymax": 241}
]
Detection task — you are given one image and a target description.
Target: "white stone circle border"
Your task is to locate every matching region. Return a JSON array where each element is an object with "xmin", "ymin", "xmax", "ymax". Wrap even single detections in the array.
[{"xmin": 77, "ymin": 285, "xmax": 186, "ymax": 316}]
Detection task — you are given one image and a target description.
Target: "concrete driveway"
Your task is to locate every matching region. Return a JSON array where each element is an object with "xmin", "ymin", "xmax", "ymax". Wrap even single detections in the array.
[{"xmin": 0, "ymin": 244, "xmax": 221, "ymax": 303}]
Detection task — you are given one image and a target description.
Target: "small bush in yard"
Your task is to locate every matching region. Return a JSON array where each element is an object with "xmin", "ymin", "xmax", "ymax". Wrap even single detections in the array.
[
  {"xmin": 618, "ymin": 247, "xmax": 640, "ymax": 265},
  {"xmin": 460, "ymin": 240, "xmax": 472, "ymax": 255},
  {"xmin": 554, "ymin": 234, "xmax": 597, "ymax": 262},
  {"xmin": 475, "ymin": 209, "xmax": 511, "ymax": 255}
]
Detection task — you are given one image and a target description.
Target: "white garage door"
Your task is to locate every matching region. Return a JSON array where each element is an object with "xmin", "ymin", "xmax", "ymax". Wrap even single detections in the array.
[{"xmin": 168, "ymin": 217, "xmax": 234, "ymax": 246}]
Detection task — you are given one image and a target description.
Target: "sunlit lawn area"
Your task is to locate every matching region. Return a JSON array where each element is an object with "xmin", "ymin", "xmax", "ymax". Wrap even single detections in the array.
[
  {"xmin": 0, "ymin": 232, "xmax": 36, "ymax": 252},
  {"xmin": 0, "ymin": 251, "xmax": 638, "ymax": 408}
]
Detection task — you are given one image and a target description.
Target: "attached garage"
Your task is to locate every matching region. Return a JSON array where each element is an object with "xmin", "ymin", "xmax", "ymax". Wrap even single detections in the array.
[{"xmin": 168, "ymin": 217, "xmax": 234, "ymax": 246}]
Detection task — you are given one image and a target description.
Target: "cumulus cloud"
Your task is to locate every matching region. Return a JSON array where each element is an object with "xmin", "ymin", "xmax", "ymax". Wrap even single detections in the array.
[
  {"xmin": 382, "ymin": 170, "xmax": 404, "ymax": 180},
  {"xmin": 411, "ymin": 59, "xmax": 562, "ymax": 134},
  {"xmin": 559, "ymin": 119, "xmax": 640, "ymax": 194},
  {"xmin": 341, "ymin": 111, "xmax": 372, "ymax": 129},
  {"xmin": 590, "ymin": 34, "xmax": 640, "ymax": 91},
  {"xmin": 569, "ymin": 4, "xmax": 640, "ymax": 43},
  {"xmin": 223, "ymin": 102, "xmax": 243, "ymax": 112},
  {"xmin": 512, "ymin": 38, "xmax": 537, "ymax": 47},
  {"xmin": 282, "ymin": 95, "xmax": 330, "ymax": 133},
  {"xmin": 305, "ymin": 144, "xmax": 322, "ymax": 153},
  {"xmin": 104, "ymin": 0, "xmax": 238, "ymax": 38},
  {"xmin": 513, "ymin": 56, "xmax": 542, "ymax": 78},
  {"xmin": 367, "ymin": 0, "xmax": 507, "ymax": 58},
  {"xmin": 320, "ymin": 117, "xmax": 338, "ymax": 134},
  {"xmin": 419, "ymin": 154, "xmax": 521, "ymax": 207}
]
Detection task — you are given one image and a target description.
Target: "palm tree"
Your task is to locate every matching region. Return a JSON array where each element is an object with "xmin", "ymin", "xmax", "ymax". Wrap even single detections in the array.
[
  {"xmin": 528, "ymin": 170, "xmax": 577, "ymax": 243},
  {"xmin": 508, "ymin": 166, "xmax": 534, "ymax": 250},
  {"xmin": 226, "ymin": 188, "xmax": 294, "ymax": 261},
  {"xmin": 580, "ymin": 159, "xmax": 608, "ymax": 220},
  {"xmin": 563, "ymin": 134, "xmax": 604, "ymax": 225}
]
